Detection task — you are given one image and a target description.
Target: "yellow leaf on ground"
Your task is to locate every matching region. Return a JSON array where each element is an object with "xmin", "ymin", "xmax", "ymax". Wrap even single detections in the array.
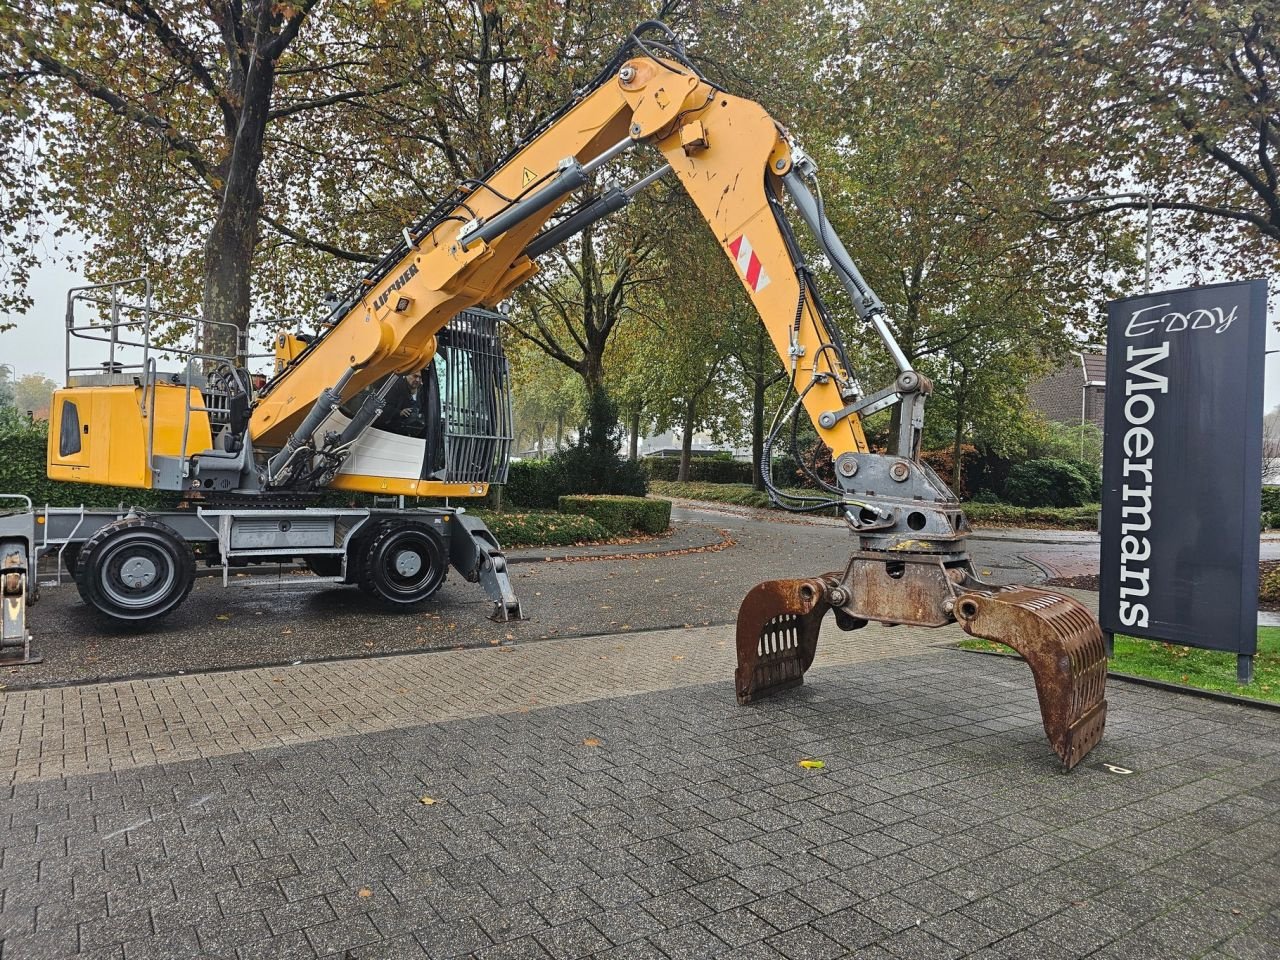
[
  {"xmin": 583, "ymin": 737, "xmax": 602, "ymax": 747},
  {"xmin": 358, "ymin": 888, "xmax": 372, "ymax": 898},
  {"xmin": 215, "ymin": 614, "xmax": 230, "ymax": 621},
  {"xmin": 672, "ymin": 655, "xmax": 685, "ymax": 661},
  {"xmin": 798, "ymin": 759, "xmax": 826, "ymax": 770},
  {"xmin": 419, "ymin": 795, "xmax": 437, "ymax": 805}
]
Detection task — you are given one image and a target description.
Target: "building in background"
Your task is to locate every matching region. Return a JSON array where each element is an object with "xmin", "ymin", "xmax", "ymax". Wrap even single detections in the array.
[{"xmin": 1027, "ymin": 350, "xmax": 1106, "ymax": 433}]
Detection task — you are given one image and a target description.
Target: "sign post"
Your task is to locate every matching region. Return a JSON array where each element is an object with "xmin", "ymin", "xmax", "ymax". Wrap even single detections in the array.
[{"xmin": 1099, "ymin": 280, "xmax": 1267, "ymax": 684}]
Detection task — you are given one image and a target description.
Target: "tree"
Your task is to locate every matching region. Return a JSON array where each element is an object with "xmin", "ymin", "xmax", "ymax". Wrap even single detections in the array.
[
  {"xmin": 11, "ymin": 372, "xmax": 57, "ymax": 420},
  {"xmin": 506, "ymin": 337, "xmax": 584, "ymax": 456},
  {"xmin": 1263, "ymin": 404, "xmax": 1280, "ymax": 483},
  {"xmin": 0, "ymin": 0, "xmax": 384, "ymax": 348},
  {"xmin": 1036, "ymin": 1, "xmax": 1280, "ymax": 256},
  {"xmin": 884, "ymin": 1, "xmax": 1280, "ymax": 273},
  {"xmin": 782, "ymin": 1, "xmax": 1135, "ymax": 482}
]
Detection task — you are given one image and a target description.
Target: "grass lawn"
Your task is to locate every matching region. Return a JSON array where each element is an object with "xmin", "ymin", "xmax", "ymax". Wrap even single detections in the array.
[{"xmin": 960, "ymin": 627, "xmax": 1280, "ymax": 704}]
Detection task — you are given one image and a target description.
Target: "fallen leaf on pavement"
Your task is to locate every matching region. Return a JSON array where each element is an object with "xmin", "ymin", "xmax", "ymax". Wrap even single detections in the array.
[
  {"xmin": 420, "ymin": 795, "xmax": 437, "ymax": 805},
  {"xmin": 358, "ymin": 888, "xmax": 372, "ymax": 898},
  {"xmin": 583, "ymin": 737, "xmax": 602, "ymax": 747},
  {"xmin": 798, "ymin": 759, "xmax": 826, "ymax": 770},
  {"xmin": 215, "ymin": 614, "xmax": 230, "ymax": 621}
]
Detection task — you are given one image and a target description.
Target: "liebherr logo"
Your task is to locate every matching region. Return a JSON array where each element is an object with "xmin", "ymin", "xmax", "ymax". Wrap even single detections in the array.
[{"xmin": 372, "ymin": 262, "xmax": 419, "ymax": 311}]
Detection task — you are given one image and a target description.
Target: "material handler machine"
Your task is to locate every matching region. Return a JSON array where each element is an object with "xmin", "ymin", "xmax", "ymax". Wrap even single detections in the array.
[{"xmin": 0, "ymin": 23, "xmax": 1107, "ymax": 768}]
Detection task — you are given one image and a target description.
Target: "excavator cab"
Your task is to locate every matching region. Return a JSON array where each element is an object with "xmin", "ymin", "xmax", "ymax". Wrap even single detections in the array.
[{"xmin": 323, "ymin": 308, "xmax": 513, "ymax": 495}]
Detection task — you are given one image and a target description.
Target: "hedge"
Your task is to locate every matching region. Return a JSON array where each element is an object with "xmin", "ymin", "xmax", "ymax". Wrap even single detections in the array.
[
  {"xmin": 557, "ymin": 494, "xmax": 671, "ymax": 534},
  {"xmin": 961, "ymin": 502, "xmax": 1099, "ymax": 529},
  {"xmin": 1263, "ymin": 487, "xmax": 1280, "ymax": 520},
  {"xmin": 649, "ymin": 481, "xmax": 774, "ymax": 509},
  {"xmin": 504, "ymin": 453, "xmax": 648, "ymax": 509},
  {"xmin": 472, "ymin": 510, "xmax": 609, "ymax": 547},
  {"xmin": 651, "ymin": 480, "xmax": 1102, "ymax": 530},
  {"xmin": 645, "ymin": 456, "xmax": 753, "ymax": 484}
]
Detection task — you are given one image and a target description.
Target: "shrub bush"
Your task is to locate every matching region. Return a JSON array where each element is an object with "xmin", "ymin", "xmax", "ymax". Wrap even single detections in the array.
[
  {"xmin": 558, "ymin": 494, "xmax": 671, "ymax": 534},
  {"xmin": 921, "ymin": 445, "xmax": 978, "ymax": 498},
  {"xmin": 1261, "ymin": 566, "xmax": 1280, "ymax": 602},
  {"xmin": 474, "ymin": 510, "xmax": 609, "ymax": 547},
  {"xmin": 645, "ymin": 456, "xmax": 752, "ymax": 484},
  {"xmin": 1003, "ymin": 458, "xmax": 1093, "ymax": 508},
  {"xmin": 503, "ymin": 390, "xmax": 647, "ymax": 508},
  {"xmin": 503, "ymin": 459, "xmax": 561, "ymax": 509},
  {"xmin": 1263, "ymin": 487, "xmax": 1280, "ymax": 517}
]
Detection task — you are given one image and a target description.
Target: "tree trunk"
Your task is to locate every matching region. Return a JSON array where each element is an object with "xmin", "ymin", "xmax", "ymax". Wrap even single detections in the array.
[
  {"xmin": 751, "ymin": 370, "xmax": 766, "ymax": 491},
  {"xmin": 201, "ymin": 47, "xmax": 277, "ymax": 360},
  {"xmin": 629, "ymin": 408, "xmax": 640, "ymax": 461},
  {"xmin": 678, "ymin": 399, "xmax": 696, "ymax": 481}
]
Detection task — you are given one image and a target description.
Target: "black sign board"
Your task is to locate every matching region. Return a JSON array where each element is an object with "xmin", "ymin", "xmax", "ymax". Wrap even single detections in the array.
[{"xmin": 1099, "ymin": 280, "xmax": 1267, "ymax": 677}]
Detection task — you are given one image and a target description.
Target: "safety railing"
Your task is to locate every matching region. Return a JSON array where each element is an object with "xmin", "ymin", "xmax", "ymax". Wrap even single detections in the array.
[{"xmin": 65, "ymin": 277, "xmax": 246, "ymax": 482}]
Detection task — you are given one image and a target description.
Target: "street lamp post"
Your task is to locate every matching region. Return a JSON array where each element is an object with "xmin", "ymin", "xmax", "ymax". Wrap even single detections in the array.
[{"xmin": 1053, "ymin": 192, "xmax": 1155, "ymax": 294}]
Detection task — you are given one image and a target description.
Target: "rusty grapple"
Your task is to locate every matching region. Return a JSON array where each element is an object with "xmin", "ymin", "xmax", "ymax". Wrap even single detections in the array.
[{"xmin": 735, "ymin": 550, "xmax": 1108, "ymax": 770}]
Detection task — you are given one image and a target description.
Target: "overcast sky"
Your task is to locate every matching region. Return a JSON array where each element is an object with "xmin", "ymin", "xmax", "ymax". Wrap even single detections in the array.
[{"xmin": 2, "ymin": 231, "xmax": 1278, "ymax": 413}]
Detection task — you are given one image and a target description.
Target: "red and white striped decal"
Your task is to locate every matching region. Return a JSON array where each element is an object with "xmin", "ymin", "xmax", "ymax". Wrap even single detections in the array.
[{"xmin": 728, "ymin": 234, "xmax": 771, "ymax": 293}]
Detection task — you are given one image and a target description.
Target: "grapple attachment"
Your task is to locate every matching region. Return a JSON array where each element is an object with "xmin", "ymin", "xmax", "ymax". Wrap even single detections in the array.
[
  {"xmin": 735, "ymin": 577, "xmax": 832, "ymax": 704},
  {"xmin": 733, "ymin": 568, "xmax": 1109, "ymax": 770},
  {"xmin": 953, "ymin": 587, "xmax": 1108, "ymax": 770}
]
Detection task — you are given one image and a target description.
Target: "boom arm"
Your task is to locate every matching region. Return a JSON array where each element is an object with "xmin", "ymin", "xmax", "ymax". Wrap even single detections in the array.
[{"xmin": 251, "ymin": 32, "xmax": 881, "ymax": 489}]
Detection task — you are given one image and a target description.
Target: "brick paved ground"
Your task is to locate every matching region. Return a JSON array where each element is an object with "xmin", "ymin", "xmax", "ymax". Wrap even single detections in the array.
[{"xmin": 3, "ymin": 607, "xmax": 1280, "ymax": 958}]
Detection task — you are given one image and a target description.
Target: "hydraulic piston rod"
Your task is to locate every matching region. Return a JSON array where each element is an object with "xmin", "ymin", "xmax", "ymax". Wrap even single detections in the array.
[
  {"xmin": 523, "ymin": 164, "xmax": 672, "ymax": 259},
  {"xmin": 460, "ymin": 137, "xmax": 636, "ymax": 252},
  {"xmin": 781, "ymin": 165, "xmax": 912, "ymax": 374}
]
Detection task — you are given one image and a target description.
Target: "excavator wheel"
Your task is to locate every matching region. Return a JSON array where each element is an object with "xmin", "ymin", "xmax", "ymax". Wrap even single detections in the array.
[
  {"xmin": 75, "ymin": 517, "xmax": 196, "ymax": 623},
  {"xmin": 357, "ymin": 521, "xmax": 447, "ymax": 606}
]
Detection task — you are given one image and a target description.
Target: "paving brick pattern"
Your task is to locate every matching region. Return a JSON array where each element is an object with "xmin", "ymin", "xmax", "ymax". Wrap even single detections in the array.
[
  {"xmin": 0, "ymin": 619, "xmax": 956, "ymax": 786},
  {"xmin": 3, "ymin": 605, "xmax": 1280, "ymax": 958}
]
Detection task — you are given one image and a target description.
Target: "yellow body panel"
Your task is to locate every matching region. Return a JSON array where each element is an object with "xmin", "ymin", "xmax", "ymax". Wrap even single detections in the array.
[
  {"xmin": 47, "ymin": 385, "xmax": 213, "ymax": 490},
  {"xmin": 329, "ymin": 473, "xmax": 489, "ymax": 498},
  {"xmin": 273, "ymin": 332, "xmax": 312, "ymax": 374}
]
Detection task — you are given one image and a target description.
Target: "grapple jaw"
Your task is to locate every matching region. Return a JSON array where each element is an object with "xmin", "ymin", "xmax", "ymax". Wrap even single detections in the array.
[
  {"xmin": 735, "ymin": 577, "xmax": 838, "ymax": 704},
  {"xmin": 953, "ymin": 588, "xmax": 1108, "ymax": 770},
  {"xmin": 734, "ymin": 556, "xmax": 1109, "ymax": 770}
]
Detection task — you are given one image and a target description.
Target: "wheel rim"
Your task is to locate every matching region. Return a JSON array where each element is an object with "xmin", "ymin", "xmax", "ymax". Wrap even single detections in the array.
[
  {"xmin": 376, "ymin": 531, "xmax": 443, "ymax": 601},
  {"xmin": 98, "ymin": 534, "xmax": 178, "ymax": 611}
]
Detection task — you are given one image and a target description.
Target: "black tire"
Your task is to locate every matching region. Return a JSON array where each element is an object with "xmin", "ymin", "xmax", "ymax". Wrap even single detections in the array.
[
  {"xmin": 358, "ymin": 521, "xmax": 447, "ymax": 606},
  {"xmin": 305, "ymin": 555, "xmax": 345, "ymax": 579},
  {"xmin": 75, "ymin": 517, "xmax": 196, "ymax": 623},
  {"xmin": 60, "ymin": 544, "xmax": 81, "ymax": 579}
]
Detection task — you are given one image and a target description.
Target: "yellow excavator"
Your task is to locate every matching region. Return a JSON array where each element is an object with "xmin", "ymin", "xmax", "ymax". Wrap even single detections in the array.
[{"xmin": 0, "ymin": 23, "xmax": 1107, "ymax": 768}]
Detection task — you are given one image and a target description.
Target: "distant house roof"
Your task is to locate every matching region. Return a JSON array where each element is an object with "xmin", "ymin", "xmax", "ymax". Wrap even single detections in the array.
[{"xmin": 1080, "ymin": 351, "xmax": 1106, "ymax": 385}]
